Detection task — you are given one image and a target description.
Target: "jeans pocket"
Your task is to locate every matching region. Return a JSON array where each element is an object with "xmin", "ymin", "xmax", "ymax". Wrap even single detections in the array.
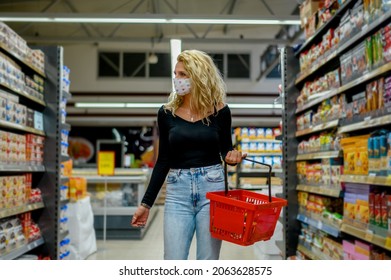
[
  {"xmin": 166, "ymin": 171, "xmax": 178, "ymax": 184},
  {"xmin": 205, "ymin": 169, "xmax": 224, "ymax": 183}
]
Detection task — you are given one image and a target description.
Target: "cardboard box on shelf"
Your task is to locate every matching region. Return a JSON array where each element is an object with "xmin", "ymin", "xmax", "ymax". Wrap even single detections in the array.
[{"xmin": 300, "ymin": 0, "xmax": 323, "ymax": 27}]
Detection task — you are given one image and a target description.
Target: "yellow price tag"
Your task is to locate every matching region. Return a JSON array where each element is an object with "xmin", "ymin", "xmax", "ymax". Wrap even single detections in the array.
[
  {"xmin": 385, "ymin": 237, "xmax": 391, "ymax": 250},
  {"xmin": 98, "ymin": 151, "xmax": 115, "ymax": 176}
]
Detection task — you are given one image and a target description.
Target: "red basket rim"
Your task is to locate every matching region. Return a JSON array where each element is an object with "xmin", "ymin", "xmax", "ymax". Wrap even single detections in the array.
[{"xmin": 206, "ymin": 189, "xmax": 287, "ymax": 210}]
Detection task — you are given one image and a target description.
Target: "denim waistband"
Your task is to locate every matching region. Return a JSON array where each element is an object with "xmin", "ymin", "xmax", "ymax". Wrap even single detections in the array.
[{"xmin": 170, "ymin": 163, "xmax": 222, "ymax": 175}]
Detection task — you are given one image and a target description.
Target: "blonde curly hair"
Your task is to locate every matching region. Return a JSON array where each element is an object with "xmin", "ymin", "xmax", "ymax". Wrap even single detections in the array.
[{"xmin": 165, "ymin": 49, "xmax": 227, "ymax": 124}]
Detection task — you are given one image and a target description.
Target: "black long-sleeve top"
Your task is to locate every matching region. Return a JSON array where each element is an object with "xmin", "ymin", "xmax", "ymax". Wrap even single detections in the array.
[{"xmin": 141, "ymin": 104, "xmax": 233, "ymax": 207}]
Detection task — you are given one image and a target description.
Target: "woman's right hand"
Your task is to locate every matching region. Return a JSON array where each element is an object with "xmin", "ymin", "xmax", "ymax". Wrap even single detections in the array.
[{"xmin": 131, "ymin": 205, "xmax": 150, "ymax": 227}]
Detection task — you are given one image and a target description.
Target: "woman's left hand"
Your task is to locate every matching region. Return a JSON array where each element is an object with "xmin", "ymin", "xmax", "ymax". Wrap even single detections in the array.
[{"xmin": 225, "ymin": 150, "xmax": 247, "ymax": 165}]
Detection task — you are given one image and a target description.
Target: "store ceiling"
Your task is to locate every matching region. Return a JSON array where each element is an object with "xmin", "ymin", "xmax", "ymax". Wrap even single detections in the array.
[
  {"xmin": 2, "ymin": 0, "xmax": 300, "ymax": 45},
  {"xmin": 1, "ymin": 0, "xmax": 300, "ymax": 127}
]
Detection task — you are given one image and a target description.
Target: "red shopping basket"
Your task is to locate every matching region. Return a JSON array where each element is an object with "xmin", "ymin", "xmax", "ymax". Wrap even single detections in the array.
[{"xmin": 206, "ymin": 158, "xmax": 287, "ymax": 246}]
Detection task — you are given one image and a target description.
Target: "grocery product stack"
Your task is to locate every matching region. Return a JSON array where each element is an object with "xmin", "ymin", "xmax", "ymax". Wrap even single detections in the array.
[
  {"xmin": 233, "ymin": 127, "xmax": 282, "ymax": 189},
  {"xmin": 0, "ymin": 21, "xmax": 75, "ymax": 260},
  {"xmin": 281, "ymin": 0, "xmax": 391, "ymax": 260}
]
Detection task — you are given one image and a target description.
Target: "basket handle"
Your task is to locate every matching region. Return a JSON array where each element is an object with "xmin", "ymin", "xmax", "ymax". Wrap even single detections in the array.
[{"xmin": 224, "ymin": 158, "xmax": 273, "ymax": 202}]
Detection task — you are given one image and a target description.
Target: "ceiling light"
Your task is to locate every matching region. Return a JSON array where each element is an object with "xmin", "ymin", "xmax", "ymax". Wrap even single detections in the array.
[
  {"xmin": 0, "ymin": 13, "xmax": 301, "ymax": 25},
  {"xmin": 148, "ymin": 53, "xmax": 158, "ymax": 64},
  {"xmin": 75, "ymin": 103, "xmax": 126, "ymax": 108}
]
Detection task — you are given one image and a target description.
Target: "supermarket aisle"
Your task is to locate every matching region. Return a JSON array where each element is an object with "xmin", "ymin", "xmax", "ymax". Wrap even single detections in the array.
[{"xmin": 86, "ymin": 205, "xmax": 257, "ymax": 260}]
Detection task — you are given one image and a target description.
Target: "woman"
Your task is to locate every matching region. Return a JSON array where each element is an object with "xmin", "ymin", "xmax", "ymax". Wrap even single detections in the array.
[{"xmin": 131, "ymin": 49, "xmax": 245, "ymax": 260}]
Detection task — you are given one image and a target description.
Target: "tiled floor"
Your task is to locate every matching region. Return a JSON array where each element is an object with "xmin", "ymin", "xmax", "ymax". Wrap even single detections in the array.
[{"xmin": 86, "ymin": 205, "xmax": 268, "ymax": 260}]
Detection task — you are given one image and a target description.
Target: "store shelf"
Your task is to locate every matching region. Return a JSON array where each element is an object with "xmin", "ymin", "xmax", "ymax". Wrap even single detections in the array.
[
  {"xmin": 246, "ymin": 152, "xmax": 283, "ymax": 157},
  {"xmin": 72, "ymin": 168, "xmax": 149, "ymax": 176},
  {"xmin": 0, "ymin": 83, "xmax": 46, "ymax": 107},
  {"xmin": 296, "ymin": 89, "xmax": 339, "ymax": 114},
  {"xmin": 340, "ymin": 175, "xmax": 391, "ymax": 187},
  {"xmin": 338, "ymin": 114, "xmax": 391, "ymax": 134},
  {"xmin": 92, "ymin": 206, "xmax": 138, "ymax": 216},
  {"xmin": 338, "ymin": 8, "xmax": 391, "ymax": 56},
  {"xmin": 0, "ymin": 42, "xmax": 45, "ymax": 77},
  {"xmin": 297, "ymin": 244, "xmax": 324, "ymax": 260},
  {"xmin": 297, "ymin": 213, "xmax": 340, "ymax": 237},
  {"xmin": 61, "ymin": 122, "xmax": 71, "ymax": 131},
  {"xmin": 0, "ymin": 119, "xmax": 45, "ymax": 136},
  {"xmin": 296, "ymin": 184, "xmax": 341, "ymax": 198},
  {"xmin": 0, "ymin": 238, "xmax": 45, "ymax": 260},
  {"xmin": 0, "ymin": 202, "xmax": 44, "ymax": 219},
  {"xmin": 0, "ymin": 164, "xmax": 45, "ymax": 172},
  {"xmin": 296, "ymin": 119, "xmax": 339, "ymax": 137},
  {"xmin": 296, "ymin": 61, "xmax": 391, "ymax": 113},
  {"xmin": 296, "ymin": 150, "xmax": 341, "ymax": 161},
  {"xmin": 240, "ymin": 139, "xmax": 282, "ymax": 143},
  {"xmin": 294, "ymin": 0, "xmax": 355, "ymax": 56},
  {"xmin": 341, "ymin": 223, "xmax": 391, "ymax": 252},
  {"xmin": 82, "ymin": 175, "xmax": 148, "ymax": 183},
  {"xmin": 240, "ymin": 168, "xmax": 283, "ymax": 173},
  {"xmin": 60, "ymin": 176, "xmax": 69, "ymax": 183},
  {"xmin": 295, "ymin": 7, "xmax": 391, "ymax": 87},
  {"xmin": 62, "ymin": 90, "xmax": 72, "ymax": 100},
  {"xmin": 295, "ymin": 50, "xmax": 338, "ymax": 85}
]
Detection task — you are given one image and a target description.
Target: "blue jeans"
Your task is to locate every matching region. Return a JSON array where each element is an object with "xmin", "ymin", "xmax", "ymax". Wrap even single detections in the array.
[{"xmin": 164, "ymin": 163, "xmax": 225, "ymax": 260}]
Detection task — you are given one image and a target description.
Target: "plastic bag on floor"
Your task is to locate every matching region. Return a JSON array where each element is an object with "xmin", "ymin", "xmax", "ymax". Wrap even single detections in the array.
[{"xmin": 67, "ymin": 196, "xmax": 97, "ymax": 259}]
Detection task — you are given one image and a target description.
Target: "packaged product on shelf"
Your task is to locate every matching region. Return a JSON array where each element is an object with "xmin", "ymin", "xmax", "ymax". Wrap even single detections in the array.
[
  {"xmin": 379, "ymin": 133, "xmax": 388, "ymax": 175},
  {"xmin": 265, "ymin": 128, "xmax": 273, "ymax": 139},
  {"xmin": 388, "ymin": 132, "xmax": 391, "ymax": 175},
  {"xmin": 256, "ymin": 128, "xmax": 265, "ymax": 138},
  {"xmin": 380, "ymin": 192, "xmax": 389, "ymax": 229},
  {"xmin": 248, "ymin": 127, "xmax": 257, "ymax": 139},
  {"xmin": 352, "ymin": 91, "xmax": 367, "ymax": 116},
  {"xmin": 387, "ymin": 194, "xmax": 391, "ymax": 230},
  {"xmin": 265, "ymin": 141, "xmax": 273, "ymax": 152},
  {"xmin": 60, "ymin": 183, "xmax": 69, "ymax": 201},
  {"xmin": 351, "ymin": 1, "xmax": 365, "ymax": 36},
  {"xmin": 26, "ymin": 108, "xmax": 34, "ymax": 128},
  {"xmin": 26, "ymin": 134, "xmax": 44, "ymax": 165},
  {"xmin": 378, "ymin": 77, "xmax": 385, "ymax": 109},
  {"xmin": 340, "ymin": 51, "xmax": 353, "ymax": 85},
  {"xmin": 29, "ymin": 188, "xmax": 42, "ymax": 204},
  {"xmin": 318, "ymin": 2, "xmax": 339, "ymax": 29},
  {"xmin": 352, "ymin": 42, "xmax": 370, "ymax": 80},
  {"xmin": 272, "ymin": 156, "xmax": 282, "ymax": 170},
  {"xmin": 383, "ymin": 0, "xmax": 391, "ymax": 12},
  {"xmin": 382, "ymin": 24, "xmax": 391, "ymax": 63},
  {"xmin": 28, "ymin": 221, "xmax": 41, "ymax": 242},
  {"xmin": 339, "ymin": 10, "xmax": 352, "ymax": 45},
  {"xmin": 69, "ymin": 177, "xmax": 87, "ymax": 201},
  {"xmin": 33, "ymin": 110, "xmax": 44, "ymax": 131},
  {"xmin": 249, "ymin": 141, "xmax": 257, "ymax": 152},
  {"xmin": 240, "ymin": 127, "xmax": 249, "ymax": 139},
  {"xmin": 372, "ymin": 31, "xmax": 384, "ymax": 68},
  {"xmin": 300, "ymin": 0, "xmax": 323, "ymax": 27},
  {"xmin": 257, "ymin": 141, "xmax": 265, "ymax": 153},
  {"xmin": 25, "ymin": 173, "xmax": 31, "ymax": 203},
  {"xmin": 242, "ymin": 156, "xmax": 254, "ymax": 169}
]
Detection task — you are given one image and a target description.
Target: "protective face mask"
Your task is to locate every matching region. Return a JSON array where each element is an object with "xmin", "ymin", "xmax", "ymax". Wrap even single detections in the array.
[{"xmin": 173, "ymin": 78, "xmax": 191, "ymax": 96}]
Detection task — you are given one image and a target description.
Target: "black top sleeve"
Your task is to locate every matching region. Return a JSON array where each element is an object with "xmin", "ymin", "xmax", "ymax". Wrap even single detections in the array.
[
  {"xmin": 141, "ymin": 107, "xmax": 170, "ymax": 207},
  {"xmin": 218, "ymin": 105, "xmax": 234, "ymax": 163}
]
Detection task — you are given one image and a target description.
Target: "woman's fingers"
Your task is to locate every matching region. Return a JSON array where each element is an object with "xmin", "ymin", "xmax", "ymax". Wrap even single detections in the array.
[{"xmin": 225, "ymin": 150, "xmax": 246, "ymax": 164}]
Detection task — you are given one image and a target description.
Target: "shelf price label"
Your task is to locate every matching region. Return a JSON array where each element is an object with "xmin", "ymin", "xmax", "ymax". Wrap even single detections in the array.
[
  {"xmin": 98, "ymin": 151, "xmax": 115, "ymax": 176},
  {"xmin": 365, "ymin": 230, "xmax": 374, "ymax": 241},
  {"xmin": 385, "ymin": 237, "xmax": 391, "ymax": 250}
]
